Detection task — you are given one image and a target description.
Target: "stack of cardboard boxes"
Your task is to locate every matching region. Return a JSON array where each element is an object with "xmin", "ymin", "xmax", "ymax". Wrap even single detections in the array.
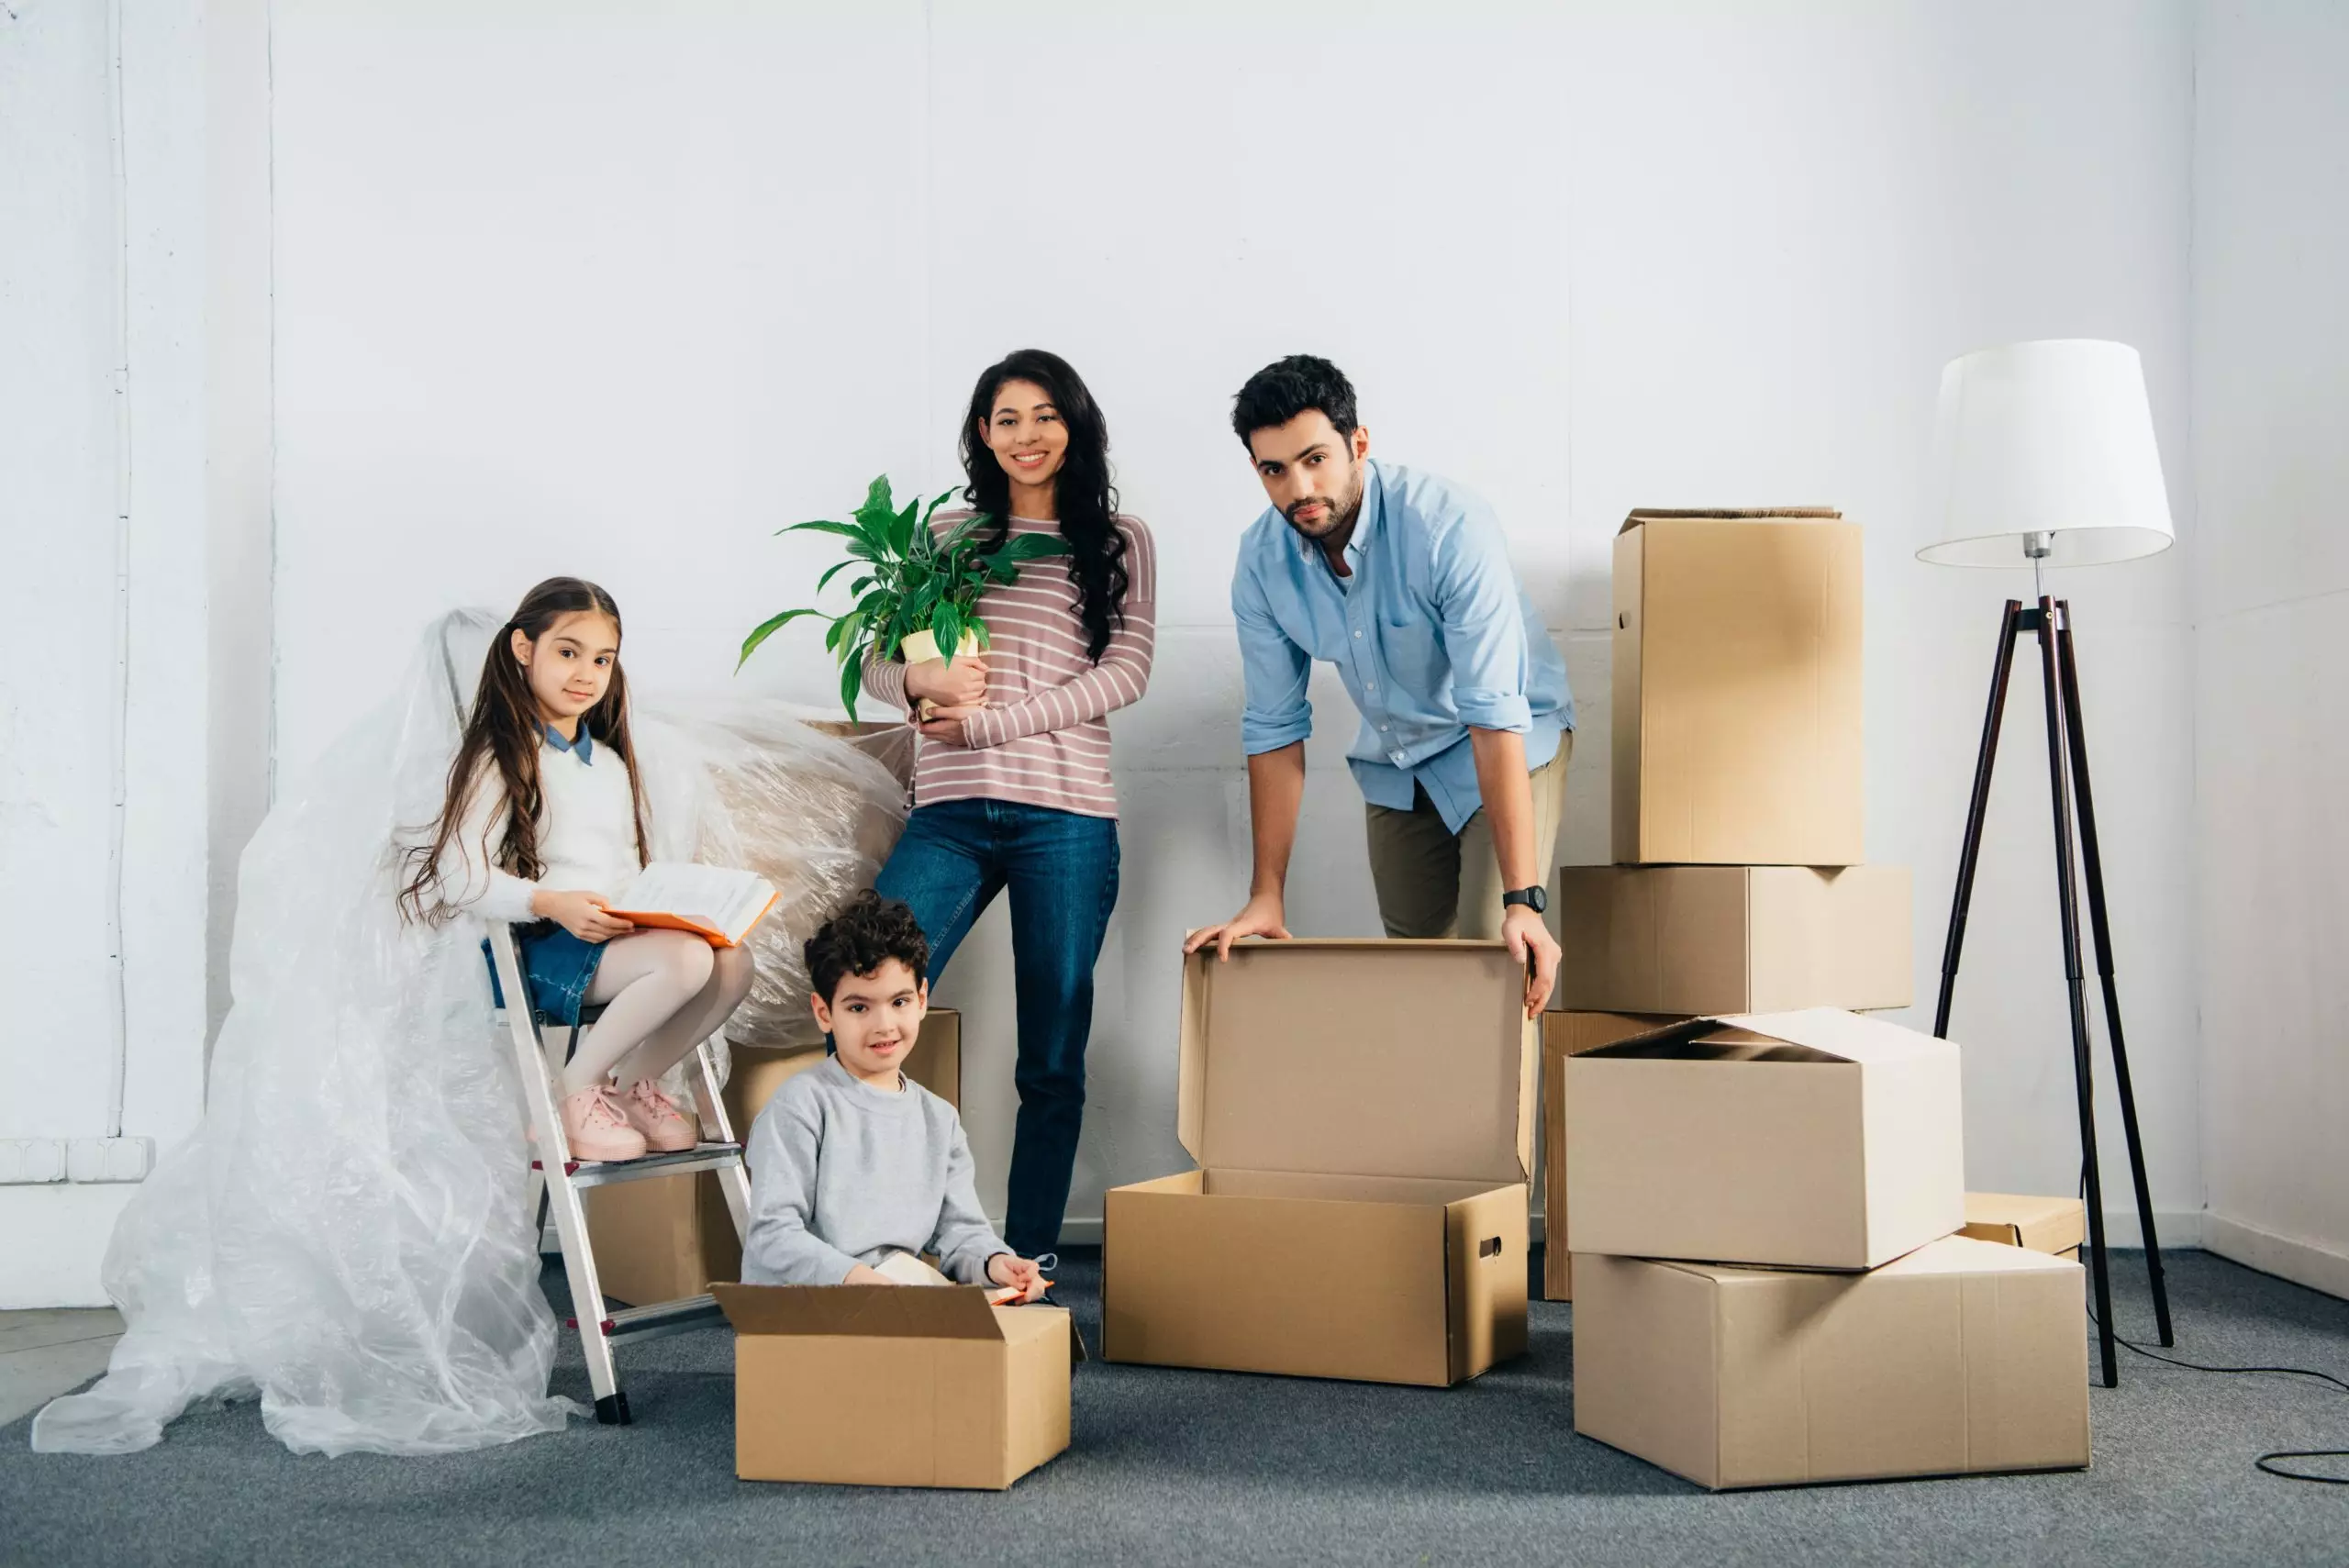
[
  {"xmin": 1544, "ymin": 510, "xmax": 2091, "ymax": 1489},
  {"xmin": 1542, "ymin": 507, "xmax": 1909, "ymax": 1299}
]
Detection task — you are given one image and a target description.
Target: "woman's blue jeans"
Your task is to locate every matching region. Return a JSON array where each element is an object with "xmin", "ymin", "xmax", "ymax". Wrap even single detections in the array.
[{"xmin": 875, "ymin": 797, "xmax": 1120, "ymax": 1257}]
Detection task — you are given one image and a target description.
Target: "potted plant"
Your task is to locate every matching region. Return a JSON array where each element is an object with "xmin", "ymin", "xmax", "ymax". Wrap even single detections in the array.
[{"xmin": 739, "ymin": 474, "xmax": 1068, "ymax": 717}]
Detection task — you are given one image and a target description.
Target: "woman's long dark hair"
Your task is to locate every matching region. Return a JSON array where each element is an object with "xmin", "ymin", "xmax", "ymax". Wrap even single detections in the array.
[
  {"xmin": 400, "ymin": 577, "xmax": 651, "ymax": 925},
  {"xmin": 960, "ymin": 349, "xmax": 1130, "ymax": 662}
]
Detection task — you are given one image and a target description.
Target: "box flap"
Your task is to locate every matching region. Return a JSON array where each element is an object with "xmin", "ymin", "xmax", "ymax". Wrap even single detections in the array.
[
  {"xmin": 1964, "ymin": 1192, "xmax": 2087, "ymax": 1253},
  {"xmin": 713, "ymin": 1283, "xmax": 1007, "ymax": 1340},
  {"xmin": 1178, "ymin": 940, "xmax": 1533, "ymax": 1184},
  {"xmin": 1618, "ymin": 506, "xmax": 1842, "ymax": 534},
  {"xmin": 1592, "ymin": 1008, "xmax": 1954, "ymax": 1068},
  {"xmin": 1654, "ymin": 1235, "xmax": 2073, "ymax": 1285}
]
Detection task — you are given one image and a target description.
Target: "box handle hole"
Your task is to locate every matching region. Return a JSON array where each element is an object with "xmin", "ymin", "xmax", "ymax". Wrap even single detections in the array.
[{"xmin": 1478, "ymin": 1236, "xmax": 1503, "ymax": 1259}]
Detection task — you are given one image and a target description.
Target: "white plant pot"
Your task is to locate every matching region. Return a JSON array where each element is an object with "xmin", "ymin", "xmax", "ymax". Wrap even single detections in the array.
[{"xmin": 899, "ymin": 628, "xmax": 981, "ymax": 664}]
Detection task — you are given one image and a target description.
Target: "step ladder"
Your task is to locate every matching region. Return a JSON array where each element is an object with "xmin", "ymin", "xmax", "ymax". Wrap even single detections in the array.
[{"xmin": 491, "ymin": 922, "xmax": 751, "ymax": 1426}]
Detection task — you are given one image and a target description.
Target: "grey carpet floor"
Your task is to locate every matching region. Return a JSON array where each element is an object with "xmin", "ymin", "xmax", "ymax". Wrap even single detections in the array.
[{"xmin": 4, "ymin": 1248, "xmax": 2346, "ymax": 1567}]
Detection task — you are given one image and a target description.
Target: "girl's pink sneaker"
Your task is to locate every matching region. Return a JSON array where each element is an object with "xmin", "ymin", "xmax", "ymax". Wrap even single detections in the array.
[
  {"xmin": 561, "ymin": 1084, "xmax": 649, "ymax": 1162},
  {"xmin": 619, "ymin": 1079, "xmax": 699, "ymax": 1152}
]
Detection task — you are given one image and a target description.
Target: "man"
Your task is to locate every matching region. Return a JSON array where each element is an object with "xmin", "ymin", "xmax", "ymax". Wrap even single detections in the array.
[{"xmin": 1187, "ymin": 355, "xmax": 1572, "ymax": 1017}]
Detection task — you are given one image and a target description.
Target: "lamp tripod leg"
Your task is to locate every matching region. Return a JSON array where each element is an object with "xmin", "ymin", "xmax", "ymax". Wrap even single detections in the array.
[
  {"xmin": 1936, "ymin": 601, "xmax": 2027, "ymax": 1038},
  {"xmin": 2037, "ymin": 596, "xmax": 2119, "ymax": 1388},
  {"xmin": 2054, "ymin": 602, "xmax": 2175, "ymax": 1347}
]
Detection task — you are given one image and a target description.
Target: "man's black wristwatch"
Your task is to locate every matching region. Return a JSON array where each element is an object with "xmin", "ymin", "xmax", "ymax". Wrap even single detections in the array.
[{"xmin": 1501, "ymin": 884, "xmax": 1548, "ymax": 915}]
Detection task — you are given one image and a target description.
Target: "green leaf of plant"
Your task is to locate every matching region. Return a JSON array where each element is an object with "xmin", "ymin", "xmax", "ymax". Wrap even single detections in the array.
[
  {"xmin": 736, "ymin": 606, "xmax": 827, "ymax": 671},
  {"xmin": 933, "ymin": 602, "xmax": 963, "ymax": 664},
  {"xmin": 783, "ymin": 518, "xmax": 864, "ymax": 540},
  {"xmin": 839, "ymin": 648, "xmax": 864, "ymax": 719},
  {"xmin": 815, "ymin": 557, "xmax": 863, "ymax": 595},
  {"xmin": 996, "ymin": 532, "xmax": 1071, "ymax": 562}
]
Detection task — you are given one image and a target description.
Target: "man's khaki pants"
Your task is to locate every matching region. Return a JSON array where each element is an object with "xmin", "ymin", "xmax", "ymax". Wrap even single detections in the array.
[{"xmin": 1364, "ymin": 734, "xmax": 1571, "ymax": 940}]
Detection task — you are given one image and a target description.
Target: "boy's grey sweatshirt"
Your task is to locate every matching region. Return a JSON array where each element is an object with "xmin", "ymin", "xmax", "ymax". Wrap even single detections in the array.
[{"xmin": 740, "ymin": 1053, "xmax": 1009, "ymax": 1286}]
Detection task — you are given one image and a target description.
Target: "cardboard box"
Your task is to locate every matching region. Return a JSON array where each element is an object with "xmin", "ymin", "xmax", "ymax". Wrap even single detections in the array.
[
  {"xmin": 1611, "ymin": 509, "xmax": 1864, "ymax": 866},
  {"xmin": 1104, "ymin": 940, "xmax": 1536, "ymax": 1386},
  {"xmin": 584, "ymin": 1010, "xmax": 960, "ymax": 1307},
  {"xmin": 1564, "ymin": 1009, "xmax": 1964, "ymax": 1270},
  {"xmin": 1555, "ymin": 864, "xmax": 1912, "ymax": 1015},
  {"xmin": 1541, "ymin": 1011, "xmax": 1687, "ymax": 1301},
  {"xmin": 716, "ymin": 1284, "xmax": 1074, "ymax": 1489},
  {"xmin": 1574, "ymin": 1237, "xmax": 2089, "ymax": 1489},
  {"xmin": 1963, "ymin": 1192, "xmax": 2087, "ymax": 1262}
]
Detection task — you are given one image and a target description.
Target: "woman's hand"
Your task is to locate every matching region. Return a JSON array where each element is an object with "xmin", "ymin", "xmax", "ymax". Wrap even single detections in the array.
[
  {"xmin": 905, "ymin": 654, "xmax": 990, "ymax": 709},
  {"xmin": 530, "ymin": 888, "xmax": 633, "ymax": 944},
  {"xmin": 918, "ymin": 706, "xmax": 984, "ymax": 746},
  {"xmin": 987, "ymin": 1253, "xmax": 1051, "ymax": 1303},
  {"xmin": 842, "ymin": 1263, "xmax": 899, "ymax": 1286}
]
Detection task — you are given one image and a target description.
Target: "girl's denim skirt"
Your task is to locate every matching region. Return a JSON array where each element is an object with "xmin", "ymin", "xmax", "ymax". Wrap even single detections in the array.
[{"xmin": 483, "ymin": 920, "xmax": 609, "ymax": 1028}]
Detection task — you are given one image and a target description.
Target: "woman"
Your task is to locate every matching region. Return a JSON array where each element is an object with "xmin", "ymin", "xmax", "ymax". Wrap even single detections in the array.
[{"xmin": 863, "ymin": 348, "xmax": 1155, "ymax": 1260}]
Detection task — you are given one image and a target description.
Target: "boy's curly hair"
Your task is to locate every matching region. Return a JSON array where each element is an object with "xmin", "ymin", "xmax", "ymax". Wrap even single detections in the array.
[{"xmin": 805, "ymin": 890, "xmax": 930, "ymax": 1005}]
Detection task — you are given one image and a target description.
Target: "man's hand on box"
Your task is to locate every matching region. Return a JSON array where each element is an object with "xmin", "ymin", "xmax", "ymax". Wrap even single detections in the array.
[
  {"xmin": 1504, "ymin": 902, "xmax": 1559, "ymax": 1018},
  {"xmin": 1183, "ymin": 894, "xmax": 1293, "ymax": 962}
]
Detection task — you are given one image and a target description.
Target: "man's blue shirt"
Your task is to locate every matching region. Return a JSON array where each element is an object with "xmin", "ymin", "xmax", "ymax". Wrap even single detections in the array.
[{"xmin": 1232, "ymin": 458, "xmax": 1573, "ymax": 834}]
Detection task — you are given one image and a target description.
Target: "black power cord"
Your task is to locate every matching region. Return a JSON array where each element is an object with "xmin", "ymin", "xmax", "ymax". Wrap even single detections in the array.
[{"xmin": 2077, "ymin": 1169, "xmax": 2349, "ymax": 1485}]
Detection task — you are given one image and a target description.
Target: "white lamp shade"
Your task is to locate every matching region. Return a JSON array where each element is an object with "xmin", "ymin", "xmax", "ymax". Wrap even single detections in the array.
[{"xmin": 1920, "ymin": 339, "xmax": 2176, "ymax": 568}]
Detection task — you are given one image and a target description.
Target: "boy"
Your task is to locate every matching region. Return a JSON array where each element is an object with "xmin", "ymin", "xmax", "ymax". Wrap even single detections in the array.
[{"xmin": 741, "ymin": 890, "xmax": 1048, "ymax": 1299}]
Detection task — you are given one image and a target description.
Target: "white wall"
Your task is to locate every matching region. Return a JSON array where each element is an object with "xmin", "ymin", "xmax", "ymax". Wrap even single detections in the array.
[
  {"xmin": 263, "ymin": 0, "xmax": 2204, "ymax": 1243},
  {"xmin": 0, "ymin": 0, "xmax": 269, "ymax": 1306},
  {"xmin": 2192, "ymin": 0, "xmax": 2349, "ymax": 1297}
]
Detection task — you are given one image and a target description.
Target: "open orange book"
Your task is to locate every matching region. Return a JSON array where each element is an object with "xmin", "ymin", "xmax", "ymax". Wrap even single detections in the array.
[{"xmin": 602, "ymin": 862, "xmax": 780, "ymax": 948}]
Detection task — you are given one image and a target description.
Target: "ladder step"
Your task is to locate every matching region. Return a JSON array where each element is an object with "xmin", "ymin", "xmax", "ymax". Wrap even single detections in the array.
[
  {"xmin": 567, "ymin": 1294, "xmax": 728, "ymax": 1347},
  {"xmin": 532, "ymin": 1142, "xmax": 744, "ymax": 1188}
]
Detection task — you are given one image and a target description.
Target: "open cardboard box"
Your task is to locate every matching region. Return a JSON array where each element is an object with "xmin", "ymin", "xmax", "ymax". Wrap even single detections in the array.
[
  {"xmin": 1612, "ymin": 508, "xmax": 1864, "ymax": 867},
  {"xmin": 1565, "ymin": 1008, "xmax": 1964, "ymax": 1270},
  {"xmin": 584, "ymin": 1011, "xmax": 959, "ymax": 1307},
  {"xmin": 1541, "ymin": 1010, "xmax": 1687, "ymax": 1300},
  {"xmin": 1574, "ymin": 1236, "xmax": 2089, "ymax": 1489},
  {"xmin": 1555, "ymin": 864, "xmax": 1911, "ymax": 1015},
  {"xmin": 1963, "ymin": 1191, "xmax": 2087, "ymax": 1261},
  {"xmin": 716, "ymin": 1284, "xmax": 1077, "ymax": 1489},
  {"xmin": 1104, "ymin": 940, "xmax": 1536, "ymax": 1387}
]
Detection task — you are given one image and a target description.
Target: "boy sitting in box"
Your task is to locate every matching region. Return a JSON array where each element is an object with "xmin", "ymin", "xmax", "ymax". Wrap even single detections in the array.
[{"xmin": 741, "ymin": 891, "xmax": 1048, "ymax": 1300}]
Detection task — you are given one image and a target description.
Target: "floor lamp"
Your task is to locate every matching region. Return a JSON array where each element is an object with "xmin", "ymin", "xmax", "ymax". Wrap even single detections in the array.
[{"xmin": 1920, "ymin": 339, "xmax": 2176, "ymax": 1389}]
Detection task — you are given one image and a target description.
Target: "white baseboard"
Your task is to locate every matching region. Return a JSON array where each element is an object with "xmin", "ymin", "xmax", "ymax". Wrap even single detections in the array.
[{"xmin": 2202, "ymin": 1211, "xmax": 2349, "ymax": 1302}]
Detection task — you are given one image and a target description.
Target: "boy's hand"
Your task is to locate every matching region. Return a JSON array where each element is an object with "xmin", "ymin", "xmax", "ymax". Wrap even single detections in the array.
[
  {"xmin": 1184, "ymin": 893, "xmax": 1293, "ymax": 961},
  {"xmin": 532, "ymin": 888, "xmax": 633, "ymax": 944},
  {"xmin": 986, "ymin": 1253, "xmax": 1050, "ymax": 1303},
  {"xmin": 1503, "ymin": 903, "xmax": 1558, "ymax": 1018},
  {"xmin": 842, "ymin": 1263, "xmax": 899, "ymax": 1286}
]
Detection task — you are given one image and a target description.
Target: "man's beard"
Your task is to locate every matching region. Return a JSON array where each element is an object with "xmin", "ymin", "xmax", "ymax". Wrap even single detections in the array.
[{"xmin": 1285, "ymin": 473, "xmax": 1364, "ymax": 540}]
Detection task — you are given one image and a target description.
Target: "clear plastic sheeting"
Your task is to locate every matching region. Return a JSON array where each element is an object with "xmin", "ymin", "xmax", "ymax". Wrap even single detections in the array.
[{"xmin": 31, "ymin": 609, "xmax": 907, "ymax": 1457}]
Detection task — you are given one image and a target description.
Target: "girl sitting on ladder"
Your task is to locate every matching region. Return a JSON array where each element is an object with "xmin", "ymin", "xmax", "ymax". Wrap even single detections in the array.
[{"xmin": 403, "ymin": 575, "xmax": 754, "ymax": 1162}]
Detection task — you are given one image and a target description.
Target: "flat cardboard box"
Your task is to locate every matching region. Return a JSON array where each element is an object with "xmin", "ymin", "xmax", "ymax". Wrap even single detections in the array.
[
  {"xmin": 584, "ymin": 1010, "xmax": 959, "ymax": 1307},
  {"xmin": 1574, "ymin": 1237, "xmax": 2089, "ymax": 1489},
  {"xmin": 717, "ymin": 1284, "xmax": 1074, "ymax": 1489},
  {"xmin": 1542, "ymin": 1011, "xmax": 1687, "ymax": 1301},
  {"xmin": 1104, "ymin": 940, "xmax": 1535, "ymax": 1386},
  {"xmin": 1556, "ymin": 864, "xmax": 1912, "ymax": 1015},
  {"xmin": 1963, "ymin": 1192, "xmax": 2087, "ymax": 1262},
  {"xmin": 1611, "ymin": 509, "xmax": 1864, "ymax": 866},
  {"xmin": 1565, "ymin": 1008, "xmax": 1964, "ymax": 1270}
]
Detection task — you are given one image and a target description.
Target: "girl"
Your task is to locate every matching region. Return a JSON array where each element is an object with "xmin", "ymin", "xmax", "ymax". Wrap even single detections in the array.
[
  {"xmin": 404, "ymin": 577, "xmax": 755, "ymax": 1162},
  {"xmin": 863, "ymin": 349, "xmax": 1155, "ymax": 1260}
]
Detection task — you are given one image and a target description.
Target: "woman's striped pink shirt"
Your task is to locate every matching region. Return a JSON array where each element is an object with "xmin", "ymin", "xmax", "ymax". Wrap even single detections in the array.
[{"xmin": 863, "ymin": 512, "xmax": 1155, "ymax": 820}]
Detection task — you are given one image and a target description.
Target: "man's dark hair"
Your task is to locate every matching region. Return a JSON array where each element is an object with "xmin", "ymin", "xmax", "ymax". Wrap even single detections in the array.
[
  {"xmin": 1231, "ymin": 355, "xmax": 1359, "ymax": 449},
  {"xmin": 804, "ymin": 890, "xmax": 930, "ymax": 1004}
]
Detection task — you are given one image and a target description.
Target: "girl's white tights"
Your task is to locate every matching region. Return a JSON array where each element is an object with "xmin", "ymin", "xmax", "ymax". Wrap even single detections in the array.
[{"xmin": 559, "ymin": 930, "xmax": 755, "ymax": 1097}]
